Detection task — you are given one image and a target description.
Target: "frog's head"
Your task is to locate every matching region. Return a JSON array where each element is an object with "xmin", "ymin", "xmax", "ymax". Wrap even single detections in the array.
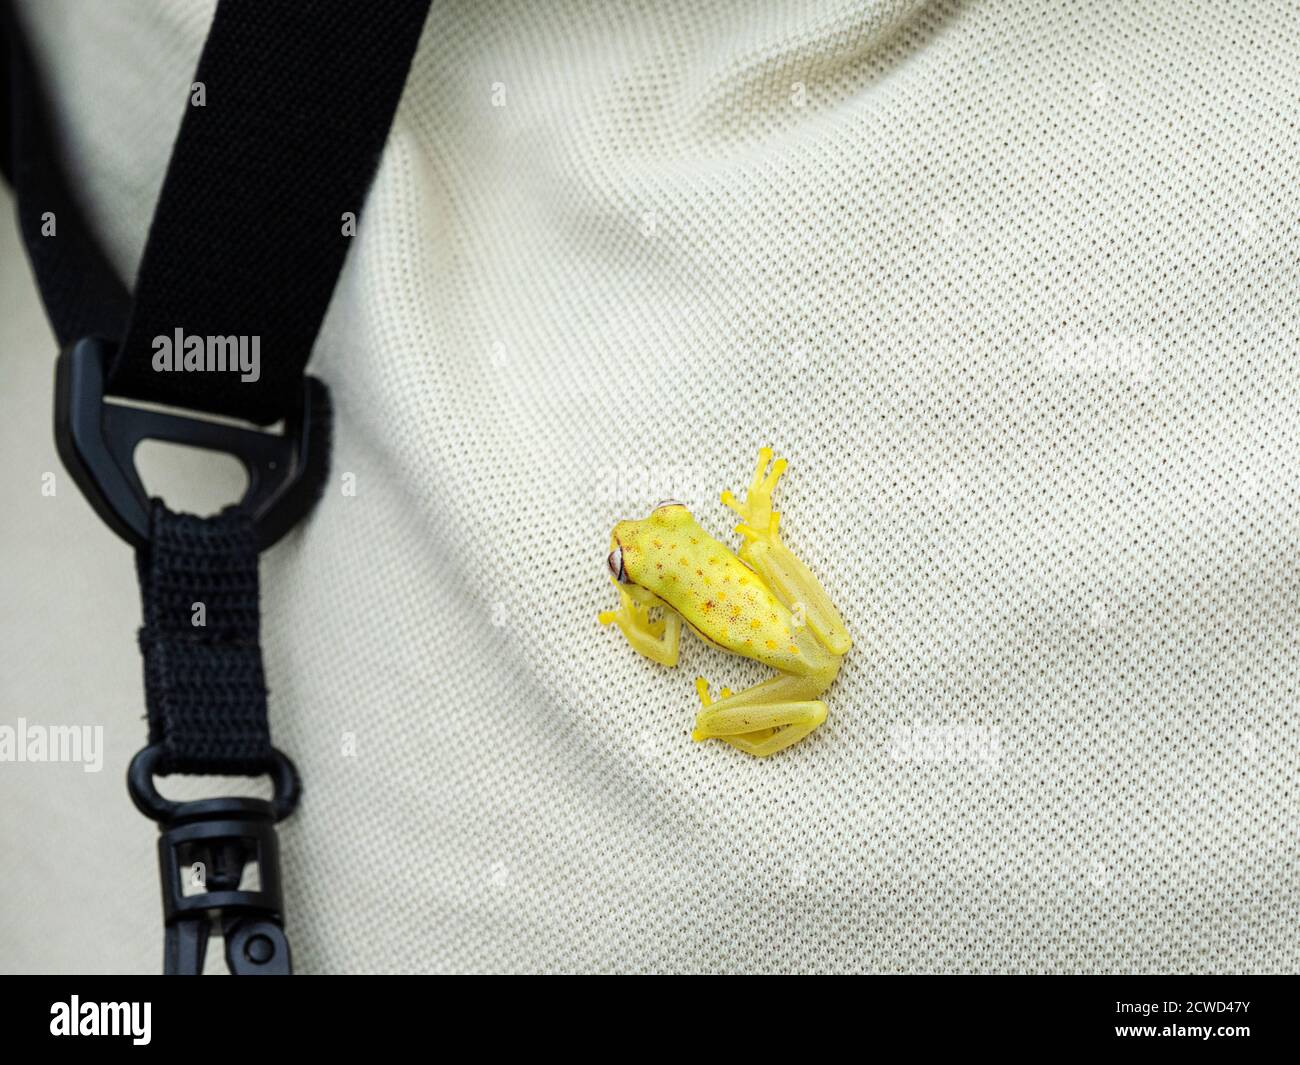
[{"xmin": 607, "ymin": 500, "xmax": 692, "ymax": 587}]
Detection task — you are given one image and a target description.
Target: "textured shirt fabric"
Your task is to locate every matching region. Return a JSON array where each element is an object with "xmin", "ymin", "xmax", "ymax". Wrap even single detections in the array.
[{"xmin": 1, "ymin": 0, "xmax": 1298, "ymax": 973}]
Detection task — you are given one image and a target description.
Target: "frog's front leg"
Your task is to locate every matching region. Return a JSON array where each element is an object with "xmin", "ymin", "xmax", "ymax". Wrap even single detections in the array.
[
  {"xmin": 722, "ymin": 447, "xmax": 851, "ymax": 656},
  {"xmin": 598, "ymin": 580, "xmax": 681, "ymax": 667},
  {"xmin": 692, "ymin": 672, "xmax": 832, "ymax": 757}
]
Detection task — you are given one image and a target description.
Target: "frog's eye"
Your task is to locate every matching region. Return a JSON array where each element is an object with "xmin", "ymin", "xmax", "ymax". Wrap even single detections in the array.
[
  {"xmin": 607, "ymin": 547, "xmax": 628, "ymax": 583},
  {"xmin": 654, "ymin": 499, "xmax": 683, "ymax": 510}
]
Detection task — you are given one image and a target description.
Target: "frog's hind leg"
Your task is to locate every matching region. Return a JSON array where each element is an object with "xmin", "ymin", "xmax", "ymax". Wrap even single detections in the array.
[
  {"xmin": 692, "ymin": 674, "xmax": 828, "ymax": 757},
  {"xmin": 599, "ymin": 581, "xmax": 681, "ymax": 667},
  {"xmin": 722, "ymin": 446, "xmax": 851, "ymax": 656}
]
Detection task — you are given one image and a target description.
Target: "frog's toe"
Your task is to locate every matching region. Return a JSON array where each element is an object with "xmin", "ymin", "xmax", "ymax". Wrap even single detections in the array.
[
  {"xmin": 760, "ymin": 455, "xmax": 788, "ymax": 494},
  {"xmin": 748, "ymin": 446, "xmax": 788, "ymax": 494}
]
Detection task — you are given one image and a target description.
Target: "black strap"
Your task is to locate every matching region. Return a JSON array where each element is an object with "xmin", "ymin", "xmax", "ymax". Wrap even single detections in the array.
[
  {"xmin": 111, "ymin": 0, "xmax": 431, "ymax": 425},
  {"xmin": 0, "ymin": 2, "xmax": 130, "ymax": 345},
  {"xmin": 4, "ymin": 0, "xmax": 429, "ymax": 425},
  {"xmin": 137, "ymin": 502, "xmax": 271, "ymax": 776}
]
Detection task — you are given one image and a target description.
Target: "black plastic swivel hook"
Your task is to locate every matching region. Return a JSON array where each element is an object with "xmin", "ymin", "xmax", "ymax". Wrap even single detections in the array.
[{"xmin": 129, "ymin": 745, "xmax": 301, "ymax": 975}]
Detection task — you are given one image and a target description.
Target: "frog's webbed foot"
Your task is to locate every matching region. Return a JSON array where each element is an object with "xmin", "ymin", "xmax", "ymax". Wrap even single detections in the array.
[
  {"xmin": 721, "ymin": 446, "xmax": 851, "ymax": 657},
  {"xmin": 599, "ymin": 581, "xmax": 681, "ymax": 667},
  {"xmin": 692, "ymin": 676, "xmax": 827, "ymax": 757},
  {"xmin": 720, "ymin": 445, "xmax": 785, "ymax": 542}
]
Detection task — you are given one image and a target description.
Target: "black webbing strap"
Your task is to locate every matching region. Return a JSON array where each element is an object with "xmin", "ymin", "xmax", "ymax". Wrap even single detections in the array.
[
  {"xmin": 0, "ymin": 2, "xmax": 130, "ymax": 345},
  {"xmin": 137, "ymin": 503, "xmax": 272, "ymax": 776},
  {"xmin": 4, "ymin": 0, "xmax": 431, "ymax": 425},
  {"xmin": 110, "ymin": 1, "xmax": 432, "ymax": 425}
]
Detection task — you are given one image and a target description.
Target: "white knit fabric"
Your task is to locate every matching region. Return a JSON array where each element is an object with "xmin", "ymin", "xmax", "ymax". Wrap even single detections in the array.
[{"xmin": 1, "ymin": 0, "xmax": 1298, "ymax": 973}]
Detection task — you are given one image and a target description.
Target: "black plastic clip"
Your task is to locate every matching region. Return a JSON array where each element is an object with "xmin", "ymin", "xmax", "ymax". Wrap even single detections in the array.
[
  {"xmin": 54, "ymin": 335, "xmax": 329, "ymax": 551},
  {"xmin": 129, "ymin": 744, "xmax": 300, "ymax": 975}
]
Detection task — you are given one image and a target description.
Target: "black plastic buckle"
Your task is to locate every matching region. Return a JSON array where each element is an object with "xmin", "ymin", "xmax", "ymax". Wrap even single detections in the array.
[
  {"xmin": 129, "ymin": 745, "xmax": 300, "ymax": 975},
  {"xmin": 54, "ymin": 335, "xmax": 328, "ymax": 551}
]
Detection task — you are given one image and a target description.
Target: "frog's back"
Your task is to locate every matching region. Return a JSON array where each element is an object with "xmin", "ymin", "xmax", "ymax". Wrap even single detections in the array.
[{"xmin": 614, "ymin": 505, "xmax": 816, "ymax": 674}]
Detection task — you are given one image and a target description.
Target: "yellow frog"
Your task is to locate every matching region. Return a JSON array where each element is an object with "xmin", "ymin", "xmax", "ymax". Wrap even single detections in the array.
[{"xmin": 600, "ymin": 447, "xmax": 851, "ymax": 756}]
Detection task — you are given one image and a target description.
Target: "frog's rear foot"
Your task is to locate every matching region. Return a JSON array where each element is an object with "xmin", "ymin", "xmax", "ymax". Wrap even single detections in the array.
[{"xmin": 720, "ymin": 446, "xmax": 787, "ymax": 544}]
